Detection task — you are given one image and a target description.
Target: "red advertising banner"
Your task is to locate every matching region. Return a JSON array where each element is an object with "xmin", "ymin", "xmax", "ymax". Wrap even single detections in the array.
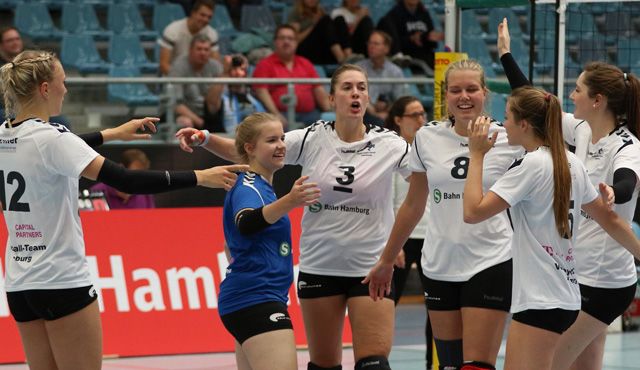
[{"xmin": 0, "ymin": 208, "xmax": 352, "ymax": 364}]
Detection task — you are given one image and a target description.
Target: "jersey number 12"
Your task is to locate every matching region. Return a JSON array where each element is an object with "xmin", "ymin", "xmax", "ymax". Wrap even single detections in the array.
[{"xmin": 0, "ymin": 171, "xmax": 30, "ymax": 212}]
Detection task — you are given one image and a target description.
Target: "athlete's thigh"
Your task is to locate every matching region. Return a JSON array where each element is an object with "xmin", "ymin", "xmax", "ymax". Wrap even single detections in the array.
[
  {"xmin": 428, "ymin": 310, "xmax": 463, "ymax": 340},
  {"xmin": 504, "ymin": 320, "xmax": 560, "ymax": 370},
  {"xmin": 347, "ymin": 296, "xmax": 394, "ymax": 361},
  {"xmin": 234, "ymin": 341, "xmax": 253, "ymax": 370},
  {"xmin": 300, "ymin": 295, "xmax": 348, "ymax": 366},
  {"xmin": 16, "ymin": 319, "xmax": 58, "ymax": 370},
  {"xmin": 242, "ymin": 329, "xmax": 297, "ymax": 370},
  {"xmin": 460, "ymin": 307, "xmax": 508, "ymax": 364},
  {"xmin": 568, "ymin": 330, "xmax": 606, "ymax": 370},
  {"xmin": 552, "ymin": 311, "xmax": 608, "ymax": 370},
  {"xmin": 45, "ymin": 300, "xmax": 102, "ymax": 370}
]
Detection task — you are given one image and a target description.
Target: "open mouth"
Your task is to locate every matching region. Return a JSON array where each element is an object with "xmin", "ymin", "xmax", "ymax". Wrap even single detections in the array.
[
  {"xmin": 457, "ymin": 103, "xmax": 474, "ymax": 110},
  {"xmin": 350, "ymin": 101, "xmax": 361, "ymax": 112}
]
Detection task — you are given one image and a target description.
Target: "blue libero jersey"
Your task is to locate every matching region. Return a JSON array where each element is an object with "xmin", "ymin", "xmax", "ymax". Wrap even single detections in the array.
[{"xmin": 218, "ymin": 172, "xmax": 293, "ymax": 315}]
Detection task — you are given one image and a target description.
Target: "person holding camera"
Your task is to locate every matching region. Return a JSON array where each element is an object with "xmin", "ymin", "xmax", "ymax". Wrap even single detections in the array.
[{"xmin": 218, "ymin": 54, "xmax": 266, "ymax": 133}]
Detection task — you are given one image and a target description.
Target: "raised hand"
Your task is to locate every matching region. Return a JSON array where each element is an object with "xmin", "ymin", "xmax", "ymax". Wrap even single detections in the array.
[
  {"xmin": 196, "ymin": 164, "xmax": 251, "ymax": 190},
  {"xmin": 497, "ymin": 17, "xmax": 511, "ymax": 57},
  {"xmin": 103, "ymin": 117, "xmax": 159, "ymax": 142},
  {"xmin": 468, "ymin": 116, "xmax": 498, "ymax": 156}
]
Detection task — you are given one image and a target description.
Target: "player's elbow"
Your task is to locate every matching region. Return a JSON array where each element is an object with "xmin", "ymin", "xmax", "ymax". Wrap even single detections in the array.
[{"xmin": 463, "ymin": 208, "xmax": 482, "ymax": 224}]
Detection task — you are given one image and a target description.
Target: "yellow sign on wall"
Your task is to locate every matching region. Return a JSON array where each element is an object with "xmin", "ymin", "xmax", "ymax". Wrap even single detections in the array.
[{"xmin": 433, "ymin": 52, "xmax": 468, "ymax": 121}]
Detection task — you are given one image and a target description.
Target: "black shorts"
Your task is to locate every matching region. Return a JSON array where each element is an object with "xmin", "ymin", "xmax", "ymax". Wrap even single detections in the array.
[
  {"xmin": 7, "ymin": 285, "xmax": 98, "ymax": 322},
  {"xmin": 220, "ymin": 301, "xmax": 293, "ymax": 344},
  {"xmin": 297, "ymin": 271, "xmax": 395, "ymax": 300},
  {"xmin": 580, "ymin": 283, "xmax": 637, "ymax": 325},
  {"xmin": 423, "ymin": 259, "xmax": 512, "ymax": 312},
  {"xmin": 512, "ymin": 308, "xmax": 579, "ymax": 334}
]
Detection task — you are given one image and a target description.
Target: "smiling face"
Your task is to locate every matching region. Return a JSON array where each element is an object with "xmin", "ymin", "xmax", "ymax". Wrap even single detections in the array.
[
  {"xmin": 569, "ymin": 72, "xmax": 595, "ymax": 121},
  {"xmin": 330, "ymin": 69, "xmax": 369, "ymax": 120},
  {"xmin": 445, "ymin": 69, "xmax": 487, "ymax": 125},
  {"xmin": 190, "ymin": 4, "xmax": 214, "ymax": 31},
  {"xmin": 245, "ymin": 120, "xmax": 287, "ymax": 175}
]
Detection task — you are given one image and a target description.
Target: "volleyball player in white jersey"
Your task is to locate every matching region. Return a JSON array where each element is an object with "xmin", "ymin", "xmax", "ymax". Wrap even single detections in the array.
[
  {"xmin": 385, "ymin": 96, "xmax": 434, "ymax": 370},
  {"xmin": 365, "ymin": 59, "xmax": 522, "ymax": 370},
  {"xmin": 0, "ymin": 51, "xmax": 248, "ymax": 370},
  {"xmin": 177, "ymin": 64, "xmax": 410, "ymax": 370},
  {"xmin": 462, "ymin": 86, "xmax": 640, "ymax": 370},
  {"xmin": 496, "ymin": 18, "xmax": 640, "ymax": 370}
]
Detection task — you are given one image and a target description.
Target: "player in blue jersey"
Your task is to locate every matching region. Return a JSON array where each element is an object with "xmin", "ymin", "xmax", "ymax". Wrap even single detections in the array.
[{"xmin": 218, "ymin": 112, "xmax": 321, "ymax": 370}]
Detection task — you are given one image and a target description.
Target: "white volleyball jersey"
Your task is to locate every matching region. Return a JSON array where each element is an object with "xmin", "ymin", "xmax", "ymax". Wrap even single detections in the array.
[
  {"xmin": 284, "ymin": 121, "xmax": 411, "ymax": 276},
  {"xmin": 411, "ymin": 120, "xmax": 523, "ymax": 281},
  {"xmin": 490, "ymin": 147, "xmax": 599, "ymax": 312},
  {"xmin": 1, "ymin": 119, "xmax": 99, "ymax": 291},
  {"xmin": 563, "ymin": 114, "xmax": 640, "ymax": 288}
]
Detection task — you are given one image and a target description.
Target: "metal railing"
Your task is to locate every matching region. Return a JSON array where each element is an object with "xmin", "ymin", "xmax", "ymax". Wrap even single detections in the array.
[{"xmin": 65, "ymin": 76, "xmax": 434, "ymax": 139}]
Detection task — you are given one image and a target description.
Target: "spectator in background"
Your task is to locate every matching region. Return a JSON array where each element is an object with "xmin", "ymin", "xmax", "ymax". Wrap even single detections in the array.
[
  {"xmin": 252, "ymin": 25, "xmax": 330, "ymax": 127},
  {"xmin": 288, "ymin": 0, "xmax": 351, "ymax": 65},
  {"xmin": 218, "ymin": 54, "xmax": 266, "ymax": 134},
  {"xmin": 0, "ymin": 27, "xmax": 23, "ymax": 64},
  {"xmin": 0, "ymin": 27, "xmax": 72, "ymax": 129},
  {"xmin": 357, "ymin": 30, "xmax": 407, "ymax": 125},
  {"xmin": 378, "ymin": 0, "xmax": 444, "ymax": 70},
  {"xmin": 90, "ymin": 149, "xmax": 156, "ymax": 209},
  {"xmin": 168, "ymin": 34, "xmax": 224, "ymax": 131},
  {"xmin": 158, "ymin": 0, "xmax": 221, "ymax": 75},
  {"xmin": 330, "ymin": 0, "xmax": 374, "ymax": 57}
]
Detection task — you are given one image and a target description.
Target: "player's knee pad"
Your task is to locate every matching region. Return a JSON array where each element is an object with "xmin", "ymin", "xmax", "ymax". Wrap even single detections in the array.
[
  {"xmin": 460, "ymin": 361, "xmax": 495, "ymax": 370},
  {"xmin": 308, "ymin": 362, "xmax": 342, "ymax": 370},
  {"xmin": 354, "ymin": 355, "xmax": 391, "ymax": 370},
  {"xmin": 433, "ymin": 338, "xmax": 463, "ymax": 369}
]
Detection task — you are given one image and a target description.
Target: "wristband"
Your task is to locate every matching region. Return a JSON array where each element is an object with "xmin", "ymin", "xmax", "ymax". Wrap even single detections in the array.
[{"xmin": 197, "ymin": 129, "xmax": 211, "ymax": 147}]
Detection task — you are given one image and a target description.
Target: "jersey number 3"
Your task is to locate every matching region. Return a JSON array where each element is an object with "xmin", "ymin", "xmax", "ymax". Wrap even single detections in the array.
[
  {"xmin": 334, "ymin": 166, "xmax": 355, "ymax": 193},
  {"xmin": 0, "ymin": 171, "xmax": 30, "ymax": 212}
]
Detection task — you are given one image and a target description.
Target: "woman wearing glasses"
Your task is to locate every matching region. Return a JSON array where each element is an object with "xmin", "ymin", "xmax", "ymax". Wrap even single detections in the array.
[{"xmin": 365, "ymin": 59, "xmax": 522, "ymax": 370}]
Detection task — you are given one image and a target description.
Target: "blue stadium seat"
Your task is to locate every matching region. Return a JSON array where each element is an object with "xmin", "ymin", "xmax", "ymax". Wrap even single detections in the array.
[
  {"xmin": 61, "ymin": 3, "xmax": 111, "ymax": 40},
  {"xmin": 460, "ymin": 36, "xmax": 497, "ymax": 78},
  {"xmin": 240, "ymin": 5, "xmax": 276, "ymax": 33},
  {"xmin": 489, "ymin": 92, "xmax": 507, "ymax": 122},
  {"xmin": 108, "ymin": 66, "xmax": 159, "ymax": 106},
  {"xmin": 107, "ymin": 3, "xmax": 158, "ymax": 41},
  {"xmin": 211, "ymin": 4, "xmax": 238, "ymax": 39},
  {"xmin": 487, "ymin": 8, "xmax": 522, "ymax": 42},
  {"xmin": 14, "ymin": 3, "xmax": 63, "ymax": 42},
  {"xmin": 402, "ymin": 67, "xmax": 433, "ymax": 109},
  {"xmin": 0, "ymin": 0, "xmax": 17, "ymax": 10},
  {"xmin": 460, "ymin": 11, "xmax": 491, "ymax": 43},
  {"xmin": 616, "ymin": 38, "xmax": 640, "ymax": 71},
  {"xmin": 109, "ymin": 34, "xmax": 159, "ymax": 74},
  {"xmin": 60, "ymin": 34, "xmax": 110, "ymax": 74},
  {"xmin": 577, "ymin": 36, "xmax": 608, "ymax": 64},
  {"xmin": 153, "ymin": 2, "xmax": 186, "ymax": 34},
  {"xmin": 314, "ymin": 65, "xmax": 327, "ymax": 78}
]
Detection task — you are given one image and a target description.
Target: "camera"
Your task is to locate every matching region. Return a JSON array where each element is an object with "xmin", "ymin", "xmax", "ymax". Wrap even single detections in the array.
[{"xmin": 231, "ymin": 55, "xmax": 244, "ymax": 68}]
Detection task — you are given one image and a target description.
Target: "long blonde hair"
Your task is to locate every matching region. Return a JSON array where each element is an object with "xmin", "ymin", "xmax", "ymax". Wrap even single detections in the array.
[{"xmin": 0, "ymin": 50, "xmax": 57, "ymax": 126}]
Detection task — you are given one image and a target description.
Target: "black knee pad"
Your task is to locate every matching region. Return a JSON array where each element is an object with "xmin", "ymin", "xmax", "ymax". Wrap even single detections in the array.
[
  {"xmin": 354, "ymin": 355, "xmax": 391, "ymax": 370},
  {"xmin": 433, "ymin": 338, "xmax": 462, "ymax": 369},
  {"xmin": 308, "ymin": 362, "xmax": 342, "ymax": 370},
  {"xmin": 461, "ymin": 361, "xmax": 495, "ymax": 370}
]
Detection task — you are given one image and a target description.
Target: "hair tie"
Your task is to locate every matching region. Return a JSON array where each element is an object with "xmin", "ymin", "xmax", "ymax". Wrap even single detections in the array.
[
  {"xmin": 9, "ymin": 62, "xmax": 15, "ymax": 68},
  {"xmin": 544, "ymin": 93, "xmax": 551, "ymax": 101},
  {"xmin": 624, "ymin": 72, "xmax": 629, "ymax": 82}
]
